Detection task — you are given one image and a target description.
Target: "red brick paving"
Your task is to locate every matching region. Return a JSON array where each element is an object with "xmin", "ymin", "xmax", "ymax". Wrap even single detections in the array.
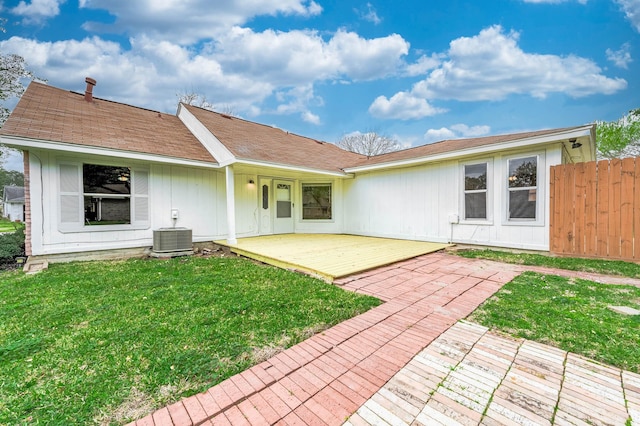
[{"xmin": 128, "ymin": 252, "xmax": 640, "ymax": 426}]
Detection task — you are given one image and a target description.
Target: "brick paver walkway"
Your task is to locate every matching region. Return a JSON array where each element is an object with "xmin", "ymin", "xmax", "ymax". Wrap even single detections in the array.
[
  {"xmin": 346, "ymin": 320, "xmax": 640, "ymax": 425},
  {"xmin": 128, "ymin": 252, "xmax": 640, "ymax": 425}
]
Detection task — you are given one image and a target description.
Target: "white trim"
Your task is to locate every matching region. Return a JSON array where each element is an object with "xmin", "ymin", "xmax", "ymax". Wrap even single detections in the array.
[
  {"xmin": 234, "ymin": 158, "xmax": 351, "ymax": 177},
  {"xmin": 57, "ymin": 160, "xmax": 151, "ymax": 233},
  {"xmin": 344, "ymin": 126, "xmax": 593, "ymax": 173},
  {"xmin": 0, "ymin": 135, "xmax": 220, "ymax": 169},
  {"xmin": 502, "ymin": 151, "xmax": 546, "ymax": 227},
  {"xmin": 459, "ymin": 158, "xmax": 493, "ymax": 224},
  {"xmin": 300, "ymin": 182, "xmax": 334, "ymax": 222},
  {"xmin": 177, "ymin": 104, "xmax": 235, "ymax": 164},
  {"xmin": 225, "ymin": 165, "xmax": 237, "ymax": 244}
]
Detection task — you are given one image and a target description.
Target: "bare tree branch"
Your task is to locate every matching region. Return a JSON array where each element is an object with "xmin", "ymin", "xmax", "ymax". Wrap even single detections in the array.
[{"xmin": 336, "ymin": 132, "xmax": 401, "ymax": 156}]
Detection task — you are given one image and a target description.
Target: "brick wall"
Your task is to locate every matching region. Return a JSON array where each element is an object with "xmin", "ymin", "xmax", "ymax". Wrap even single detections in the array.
[{"xmin": 23, "ymin": 151, "xmax": 31, "ymax": 256}]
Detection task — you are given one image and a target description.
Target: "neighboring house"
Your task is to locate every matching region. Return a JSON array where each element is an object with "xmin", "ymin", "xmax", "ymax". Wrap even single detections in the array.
[
  {"xmin": 2, "ymin": 186, "xmax": 25, "ymax": 222},
  {"xmin": 0, "ymin": 80, "xmax": 596, "ymax": 257}
]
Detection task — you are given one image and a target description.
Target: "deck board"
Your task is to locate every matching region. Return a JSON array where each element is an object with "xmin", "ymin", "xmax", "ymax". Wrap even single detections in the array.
[{"xmin": 215, "ymin": 234, "xmax": 450, "ymax": 282}]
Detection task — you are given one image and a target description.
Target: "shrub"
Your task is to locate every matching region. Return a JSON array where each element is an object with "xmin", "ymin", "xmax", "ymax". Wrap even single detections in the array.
[{"xmin": 0, "ymin": 225, "xmax": 25, "ymax": 268}]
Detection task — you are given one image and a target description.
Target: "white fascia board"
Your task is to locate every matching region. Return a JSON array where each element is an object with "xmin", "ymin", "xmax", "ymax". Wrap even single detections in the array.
[
  {"xmin": 0, "ymin": 135, "xmax": 221, "ymax": 169},
  {"xmin": 234, "ymin": 158, "xmax": 352, "ymax": 178},
  {"xmin": 344, "ymin": 125, "xmax": 595, "ymax": 173},
  {"xmin": 177, "ymin": 104, "xmax": 235, "ymax": 164}
]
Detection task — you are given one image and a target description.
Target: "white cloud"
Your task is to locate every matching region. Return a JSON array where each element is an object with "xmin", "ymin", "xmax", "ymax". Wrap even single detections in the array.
[
  {"xmin": 423, "ymin": 127, "xmax": 456, "ymax": 143},
  {"xmin": 420, "ymin": 25, "xmax": 626, "ymax": 100},
  {"xmin": 274, "ymin": 85, "xmax": 323, "ymax": 123},
  {"xmin": 424, "ymin": 124, "xmax": 491, "ymax": 143},
  {"xmin": 79, "ymin": 0, "xmax": 323, "ymax": 44},
  {"xmin": 0, "ymin": 23, "xmax": 409, "ymax": 118},
  {"xmin": 615, "ymin": 0, "xmax": 640, "ymax": 32},
  {"xmin": 0, "ymin": 36, "xmax": 273, "ymax": 113},
  {"xmin": 301, "ymin": 111, "xmax": 321, "ymax": 125},
  {"xmin": 606, "ymin": 43, "xmax": 633, "ymax": 69},
  {"xmin": 405, "ymin": 53, "xmax": 442, "ymax": 76},
  {"xmin": 370, "ymin": 25, "xmax": 627, "ymax": 120},
  {"xmin": 213, "ymin": 27, "xmax": 409, "ymax": 84},
  {"xmin": 369, "ymin": 91, "xmax": 446, "ymax": 120},
  {"xmin": 355, "ymin": 3, "xmax": 382, "ymax": 25},
  {"xmin": 327, "ymin": 30, "xmax": 409, "ymax": 80},
  {"xmin": 11, "ymin": 0, "xmax": 65, "ymax": 23}
]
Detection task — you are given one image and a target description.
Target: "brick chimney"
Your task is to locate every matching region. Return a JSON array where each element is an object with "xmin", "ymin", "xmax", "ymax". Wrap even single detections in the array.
[{"xmin": 84, "ymin": 77, "xmax": 96, "ymax": 102}]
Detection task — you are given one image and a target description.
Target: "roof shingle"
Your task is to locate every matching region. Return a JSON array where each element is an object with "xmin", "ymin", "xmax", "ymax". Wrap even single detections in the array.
[
  {"xmin": 346, "ymin": 126, "xmax": 587, "ymax": 169},
  {"xmin": 3, "ymin": 186, "xmax": 25, "ymax": 203},
  {"xmin": 183, "ymin": 104, "xmax": 365, "ymax": 173},
  {"xmin": 1, "ymin": 82, "xmax": 217, "ymax": 164}
]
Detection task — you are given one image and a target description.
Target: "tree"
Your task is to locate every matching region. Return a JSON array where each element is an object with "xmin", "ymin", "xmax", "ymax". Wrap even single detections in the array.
[
  {"xmin": 596, "ymin": 108, "xmax": 640, "ymax": 159},
  {"xmin": 0, "ymin": 167, "xmax": 24, "ymax": 188},
  {"xmin": 176, "ymin": 90, "xmax": 238, "ymax": 117},
  {"xmin": 1, "ymin": 19, "xmax": 34, "ymax": 126},
  {"xmin": 176, "ymin": 90, "xmax": 214, "ymax": 110},
  {"xmin": 336, "ymin": 132, "xmax": 401, "ymax": 157}
]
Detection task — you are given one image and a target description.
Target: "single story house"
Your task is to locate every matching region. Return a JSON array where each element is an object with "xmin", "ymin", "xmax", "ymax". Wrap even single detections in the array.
[
  {"xmin": 0, "ymin": 79, "xmax": 596, "ymax": 258},
  {"xmin": 2, "ymin": 185, "xmax": 25, "ymax": 222}
]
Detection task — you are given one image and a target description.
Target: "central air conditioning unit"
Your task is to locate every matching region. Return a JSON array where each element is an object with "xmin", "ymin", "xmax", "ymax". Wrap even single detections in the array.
[{"xmin": 152, "ymin": 228, "xmax": 193, "ymax": 253}]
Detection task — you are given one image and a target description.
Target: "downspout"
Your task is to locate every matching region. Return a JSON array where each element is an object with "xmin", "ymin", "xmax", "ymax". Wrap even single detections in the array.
[{"xmin": 225, "ymin": 165, "xmax": 237, "ymax": 244}]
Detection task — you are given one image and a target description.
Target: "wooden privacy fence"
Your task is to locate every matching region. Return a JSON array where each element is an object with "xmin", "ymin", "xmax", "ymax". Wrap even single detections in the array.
[{"xmin": 550, "ymin": 157, "xmax": 640, "ymax": 261}]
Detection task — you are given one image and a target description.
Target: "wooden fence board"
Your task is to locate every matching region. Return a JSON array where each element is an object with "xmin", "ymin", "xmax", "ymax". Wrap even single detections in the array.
[
  {"xmin": 549, "ymin": 165, "xmax": 561, "ymax": 253},
  {"xmin": 573, "ymin": 162, "xmax": 586, "ymax": 256},
  {"xmin": 608, "ymin": 159, "xmax": 622, "ymax": 258},
  {"xmin": 620, "ymin": 158, "xmax": 635, "ymax": 259},
  {"xmin": 562, "ymin": 163, "xmax": 576, "ymax": 254},
  {"xmin": 596, "ymin": 160, "xmax": 610, "ymax": 257},
  {"xmin": 550, "ymin": 157, "xmax": 640, "ymax": 262},
  {"xmin": 635, "ymin": 159, "xmax": 640, "ymax": 260},
  {"xmin": 584, "ymin": 161, "xmax": 598, "ymax": 256}
]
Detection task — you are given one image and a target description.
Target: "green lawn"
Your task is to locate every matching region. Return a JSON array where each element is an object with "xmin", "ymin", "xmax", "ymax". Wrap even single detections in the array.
[
  {"xmin": 0, "ymin": 218, "xmax": 20, "ymax": 233},
  {"xmin": 0, "ymin": 256, "xmax": 380, "ymax": 425},
  {"xmin": 468, "ymin": 271, "xmax": 640, "ymax": 373},
  {"xmin": 457, "ymin": 248, "xmax": 640, "ymax": 278}
]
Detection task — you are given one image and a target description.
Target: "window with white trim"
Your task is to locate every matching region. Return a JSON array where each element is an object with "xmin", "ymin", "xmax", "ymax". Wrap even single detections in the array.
[
  {"xmin": 83, "ymin": 165, "xmax": 131, "ymax": 225},
  {"xmin": 463, "ymin": 163, "xmax": 488, "ymax": 220},
  {"xmin": 507, "ymin": 156, "xmax": 537, "ymax": 220},
  {"xmin": 59, "ymin": 162, "xmax": 149, "ymax": 231},
  {"xmin": 302, "ymin": 183, "xmax": 332, "ymax": 220}
]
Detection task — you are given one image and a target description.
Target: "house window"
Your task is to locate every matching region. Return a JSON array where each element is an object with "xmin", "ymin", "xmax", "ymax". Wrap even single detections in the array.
[
  {"xmin": 58, "ymin": 162, "xmax": 149, "ymax": 231},
  {"xmin": 464, "ymin": 163, "xmax": 487, "ymax": 220},
  {"xmin": 83, "ymin": 164, "xmax": 131, "ymax": 225},
  {"xmin": 302, "ymin": 184, "xmax": 332, "ymax": 220},
  {"xmin": 507, "ymin": 156, "xmax": 537, "ymax": 220}
]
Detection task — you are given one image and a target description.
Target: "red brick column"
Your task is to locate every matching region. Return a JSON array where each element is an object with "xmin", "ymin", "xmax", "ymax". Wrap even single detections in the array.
[{"xmin": 23, "ymin": 151, "xmax": 32, "ymax": 256}]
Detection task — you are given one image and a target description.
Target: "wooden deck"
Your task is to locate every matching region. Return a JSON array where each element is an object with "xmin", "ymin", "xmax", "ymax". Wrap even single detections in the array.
[{"xmin": 215, "ymin": 234, "xmax": 450, "ymax": 282}]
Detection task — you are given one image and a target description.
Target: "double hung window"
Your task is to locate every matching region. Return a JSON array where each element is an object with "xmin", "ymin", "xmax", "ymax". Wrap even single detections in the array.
[{"xmin": 507, "ymin": 156, "xmax": 538, "ymax": 220}]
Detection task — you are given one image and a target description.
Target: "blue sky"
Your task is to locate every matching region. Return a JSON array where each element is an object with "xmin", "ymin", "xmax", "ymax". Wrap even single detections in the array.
[{"xmin": 1, "ymin": 0, "xmax": 639, "ymax": 170}]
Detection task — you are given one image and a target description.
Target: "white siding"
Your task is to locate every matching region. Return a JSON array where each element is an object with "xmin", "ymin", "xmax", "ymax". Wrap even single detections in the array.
[
  {"xmin": 28, "ymin": 151, "xmax": 226, "ymax": 255},
  {"xmin": 3, "ymin": 201, "xmax": 24, "ymax": 222},
  {"xmin": 344, "ymin": 146, "xmax": 563, "ymax": 251},
  {"xmin": 344, "ymin": 161, "xmax": 455, "ymax": 243}
]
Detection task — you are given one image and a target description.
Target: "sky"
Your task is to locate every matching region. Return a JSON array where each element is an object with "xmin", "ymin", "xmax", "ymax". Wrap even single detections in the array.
[{"xmin": 1, "ymin": 0, "xmax": 639, "ymax": 172}]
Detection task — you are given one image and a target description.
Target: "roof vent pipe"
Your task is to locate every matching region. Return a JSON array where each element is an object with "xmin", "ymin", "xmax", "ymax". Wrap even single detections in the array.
[{"xmin": 84, "ymin": 77, "xmax": 96, "ymax": 102}]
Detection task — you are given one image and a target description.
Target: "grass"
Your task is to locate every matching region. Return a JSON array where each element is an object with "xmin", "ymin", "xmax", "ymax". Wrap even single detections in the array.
[
  {"xmin": 457, "ymin": 248, "xmax": 640, "ymax": 278},
  {"xmin": 468, "ymin": 271, "xmax": 640, "ymax": 373},
  {"xmin": 0, "ymin": 256, "xmax": 380, "ymax": 425},
  {"xmin": 0, "ymin": 218, "xmax": 21, "ymax": 233}
]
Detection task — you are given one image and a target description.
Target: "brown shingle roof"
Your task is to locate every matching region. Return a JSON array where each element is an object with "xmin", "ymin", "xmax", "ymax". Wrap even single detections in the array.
[
  {"xmin": 345, "ymin": 126, "xmax": 587, "ymax": 169},
  {"xmin": 1, "ymin": 82, "xmax": 217, "ymax": 163},
  {"xmin": 183, "ymin": 104, "xmax": 365, "ymax": 173}
]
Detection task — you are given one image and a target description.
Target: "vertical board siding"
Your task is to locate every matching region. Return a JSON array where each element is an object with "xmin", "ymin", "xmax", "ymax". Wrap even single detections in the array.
[{"xmin": 550, "ymin": 158, "xmax": 640, "ymax": 261}]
